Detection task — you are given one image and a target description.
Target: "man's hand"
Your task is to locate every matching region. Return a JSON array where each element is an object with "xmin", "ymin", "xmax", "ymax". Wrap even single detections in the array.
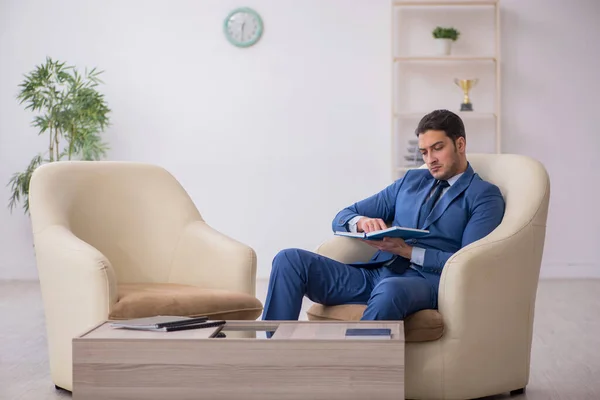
[
  {"xmin": 357, "ymin": 217, "xmax": 387, "ymax": 233},
  {"xmin": 362, "ymin": 237, "xmax": 413, "ymax": 260}
]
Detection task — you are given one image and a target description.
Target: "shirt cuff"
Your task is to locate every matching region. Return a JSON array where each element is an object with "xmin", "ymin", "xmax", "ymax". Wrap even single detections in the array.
[
  {"xmin": 347, "ymin": 216, "xmax": 363, "ymax": 233},
  {"xmin": 410, "ymin": 247, "xmax": 425, "ymax": 266}
]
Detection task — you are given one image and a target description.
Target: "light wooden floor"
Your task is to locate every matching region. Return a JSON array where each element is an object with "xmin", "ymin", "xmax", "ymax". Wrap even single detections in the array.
[{"xmin": 1, "ymin": 279, "xmax": 599, "ymax": 400}]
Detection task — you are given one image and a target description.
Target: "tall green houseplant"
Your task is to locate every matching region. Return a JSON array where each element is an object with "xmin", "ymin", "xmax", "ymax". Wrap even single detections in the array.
[{"xmin": 8, "ymin": 57, "xmax": 111, "ymax": 214}]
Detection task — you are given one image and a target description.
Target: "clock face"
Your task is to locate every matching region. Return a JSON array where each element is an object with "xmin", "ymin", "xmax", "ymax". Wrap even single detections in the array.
[{"xmin": 224, "ymin": 7, "xmax": 263, "ymax": 48}]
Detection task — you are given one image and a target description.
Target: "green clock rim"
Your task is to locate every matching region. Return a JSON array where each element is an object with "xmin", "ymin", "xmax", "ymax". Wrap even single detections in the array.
[{"xmin": 223, "ymin": 7, "xmax": 264, "ymax": 48}]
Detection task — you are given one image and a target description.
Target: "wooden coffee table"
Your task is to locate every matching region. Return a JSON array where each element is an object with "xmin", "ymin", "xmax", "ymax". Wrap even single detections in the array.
[{"xmin": 73, "ymin": 320, "xmax": 404, "ymax": 400}]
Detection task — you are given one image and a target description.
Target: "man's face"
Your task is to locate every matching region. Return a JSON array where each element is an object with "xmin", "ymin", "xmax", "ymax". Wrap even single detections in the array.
[{"xmin": 418, "ymin": 129, "xmax": 466, "ymax": 180}]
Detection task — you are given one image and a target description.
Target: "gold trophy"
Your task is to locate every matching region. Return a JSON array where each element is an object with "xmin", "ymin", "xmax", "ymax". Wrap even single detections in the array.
[{"xmin": 454, "ymin": 78, "xmax": 479, "ymax": 111}]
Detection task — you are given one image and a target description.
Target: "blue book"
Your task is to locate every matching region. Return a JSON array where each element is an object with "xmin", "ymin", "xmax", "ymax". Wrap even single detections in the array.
[
  {"xmin": 345, "ymin": 328, "xmax": 392, "ymax": 339},
  {"xmin": 335, "ymin": 226, "xmax": 429, "ymax": 241}
]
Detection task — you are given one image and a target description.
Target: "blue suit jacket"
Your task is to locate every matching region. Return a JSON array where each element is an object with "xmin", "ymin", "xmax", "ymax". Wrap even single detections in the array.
[{"xmin": 332, "ymin": 163, "xmax": 505, "ymax": 288}]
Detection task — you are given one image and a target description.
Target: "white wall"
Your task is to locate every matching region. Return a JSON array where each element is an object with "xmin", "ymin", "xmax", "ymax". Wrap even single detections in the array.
[
  {"xmin": 501, "ymin": 0, "xmax": 600, "ymax": 277},
  {"xmin": 0, "ymin": 0, "xmax": 598, "ymax": 281},
  {"xmin": 0, "ymin": 0, "xmax": 392, "ymax": 280}
]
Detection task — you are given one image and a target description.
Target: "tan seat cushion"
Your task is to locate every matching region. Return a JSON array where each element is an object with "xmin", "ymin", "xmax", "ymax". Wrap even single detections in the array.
[
  {"xmin": 109, "ymin": 283, "xmax": 263, "ymax": 321},
  {"xmin": 306, "ymin": 304, "xmax": 444, "ymax": 342}
]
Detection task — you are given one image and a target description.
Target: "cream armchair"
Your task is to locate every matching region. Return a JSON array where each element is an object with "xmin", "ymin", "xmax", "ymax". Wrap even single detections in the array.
[
  {"xmin": 307, "ymin": 154, "xmax": 550, "ymax": 400},
  {"xmin": 28, "ymin": 161, "xmax": 263, "ymax": 392}
]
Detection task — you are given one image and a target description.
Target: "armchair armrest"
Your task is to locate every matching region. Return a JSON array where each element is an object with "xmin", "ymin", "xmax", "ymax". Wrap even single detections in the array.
[
  {"xmin": 34, "ymin": 225, "xmax": 118, "ymax": 329},
  {"xmin": 437, "ymin": 221, "xmax": 546, "ymax": 386},
  {"xmin": 32, "ymin": 224, "xmax": 117, "ymax": 390},
  {"xmin": 168, "ymin": 221, "xmax": 257, "ymax": 296},
  {"xmin": 315, "ymin": 236, "xmax": 377, "ymax": 263},
  {"xmin": 440, "ymin": 218, "xmax": 545, "ymax": 338}
]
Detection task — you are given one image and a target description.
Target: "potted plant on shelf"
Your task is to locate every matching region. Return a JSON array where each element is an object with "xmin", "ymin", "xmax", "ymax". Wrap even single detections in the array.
[
  {"xmin": 432, "ymin": 26, "xmax": 460, "ymax": 56},
  {"xmin": 7, "ymin": 57, "xmax": 111, "ymax": 214}
]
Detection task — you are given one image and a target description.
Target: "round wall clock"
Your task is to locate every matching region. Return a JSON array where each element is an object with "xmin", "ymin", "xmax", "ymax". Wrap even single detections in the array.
[{"xmin": 223, "ymin": 7, "xmax": 264, "ymax": 48}]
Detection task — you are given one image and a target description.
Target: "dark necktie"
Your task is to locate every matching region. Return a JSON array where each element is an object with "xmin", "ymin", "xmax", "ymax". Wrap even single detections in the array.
[{"xmin": 418, "ymin": 180, "xmax": 449, "ymax": 228}]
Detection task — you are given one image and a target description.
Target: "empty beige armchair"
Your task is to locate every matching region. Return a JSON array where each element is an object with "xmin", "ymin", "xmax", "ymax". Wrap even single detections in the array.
[
  {"xmin": 28, "ymin": 161, "xmax": 263, "ymax": 391},
  {"xmin": 307, "ymin": 154, "xmax": 551, "ymax": 400}
]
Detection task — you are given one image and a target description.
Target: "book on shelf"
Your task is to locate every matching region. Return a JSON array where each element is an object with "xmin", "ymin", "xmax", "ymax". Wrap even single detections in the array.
[{"xmin": 335, "ymin": 226, "xmax": 429, "ymax": 241}]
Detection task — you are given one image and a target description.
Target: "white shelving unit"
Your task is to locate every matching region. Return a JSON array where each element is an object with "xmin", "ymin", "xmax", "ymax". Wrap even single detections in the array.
[{"xmin": 391, "ymin": 0, "xmax": 501, "ymax": 179}]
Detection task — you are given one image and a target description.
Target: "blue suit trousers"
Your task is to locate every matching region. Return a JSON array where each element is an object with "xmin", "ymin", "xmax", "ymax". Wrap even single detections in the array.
[{"xmin": 261, "ymin": 248, "xmax": 438, "ymax": 321}]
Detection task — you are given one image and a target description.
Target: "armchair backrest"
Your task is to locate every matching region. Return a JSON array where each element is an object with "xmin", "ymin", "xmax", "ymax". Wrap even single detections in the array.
[
  {"xmin": 464, "ymin": 153, "xmax": 550, "ymax": 269},
  {"xmin": 29, "ymin": 161, "xmax": 202, "ymax": 283},
  {"xmin": 418, "ymin": 153, "xmax": 550, "ymax": 262},
  {"xmin": 467, "ymin": 153, "xmax": 550, "ymax": 240}
]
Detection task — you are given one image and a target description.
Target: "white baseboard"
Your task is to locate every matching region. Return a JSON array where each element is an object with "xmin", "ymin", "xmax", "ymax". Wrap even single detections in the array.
[
  {"xmin": 3, "ymin": 264, "xmax": 599, "ymax": 282},
  {"xmin": 257, "ymin": 264, "xmax": 600, "ymax": 281},
  {"xmin": 540, "ymin": 263, "xmax": 600, "ymax": 279}
]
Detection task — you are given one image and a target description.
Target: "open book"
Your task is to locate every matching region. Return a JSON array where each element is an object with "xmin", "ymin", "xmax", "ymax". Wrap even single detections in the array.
[{"xmin": 335, "ymin": 226, "xmax": 429, "ymax": 241}]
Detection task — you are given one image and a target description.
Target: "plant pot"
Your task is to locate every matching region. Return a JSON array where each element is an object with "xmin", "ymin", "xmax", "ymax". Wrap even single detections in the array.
[{"xmin": 435, "ymin": 38, "xmax": 452, "ymax": 56}]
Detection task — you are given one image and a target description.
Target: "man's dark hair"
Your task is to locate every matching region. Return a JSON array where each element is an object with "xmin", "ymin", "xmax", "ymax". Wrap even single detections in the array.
[{"xmin": 415, "ymin": 109, "xmax": 466, "ymax": 142}]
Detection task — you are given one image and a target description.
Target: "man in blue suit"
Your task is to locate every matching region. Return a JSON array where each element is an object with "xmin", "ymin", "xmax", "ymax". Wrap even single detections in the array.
[{"xmin": 262, "ymin": 109, "xmax": 505, "ymax": 322}]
